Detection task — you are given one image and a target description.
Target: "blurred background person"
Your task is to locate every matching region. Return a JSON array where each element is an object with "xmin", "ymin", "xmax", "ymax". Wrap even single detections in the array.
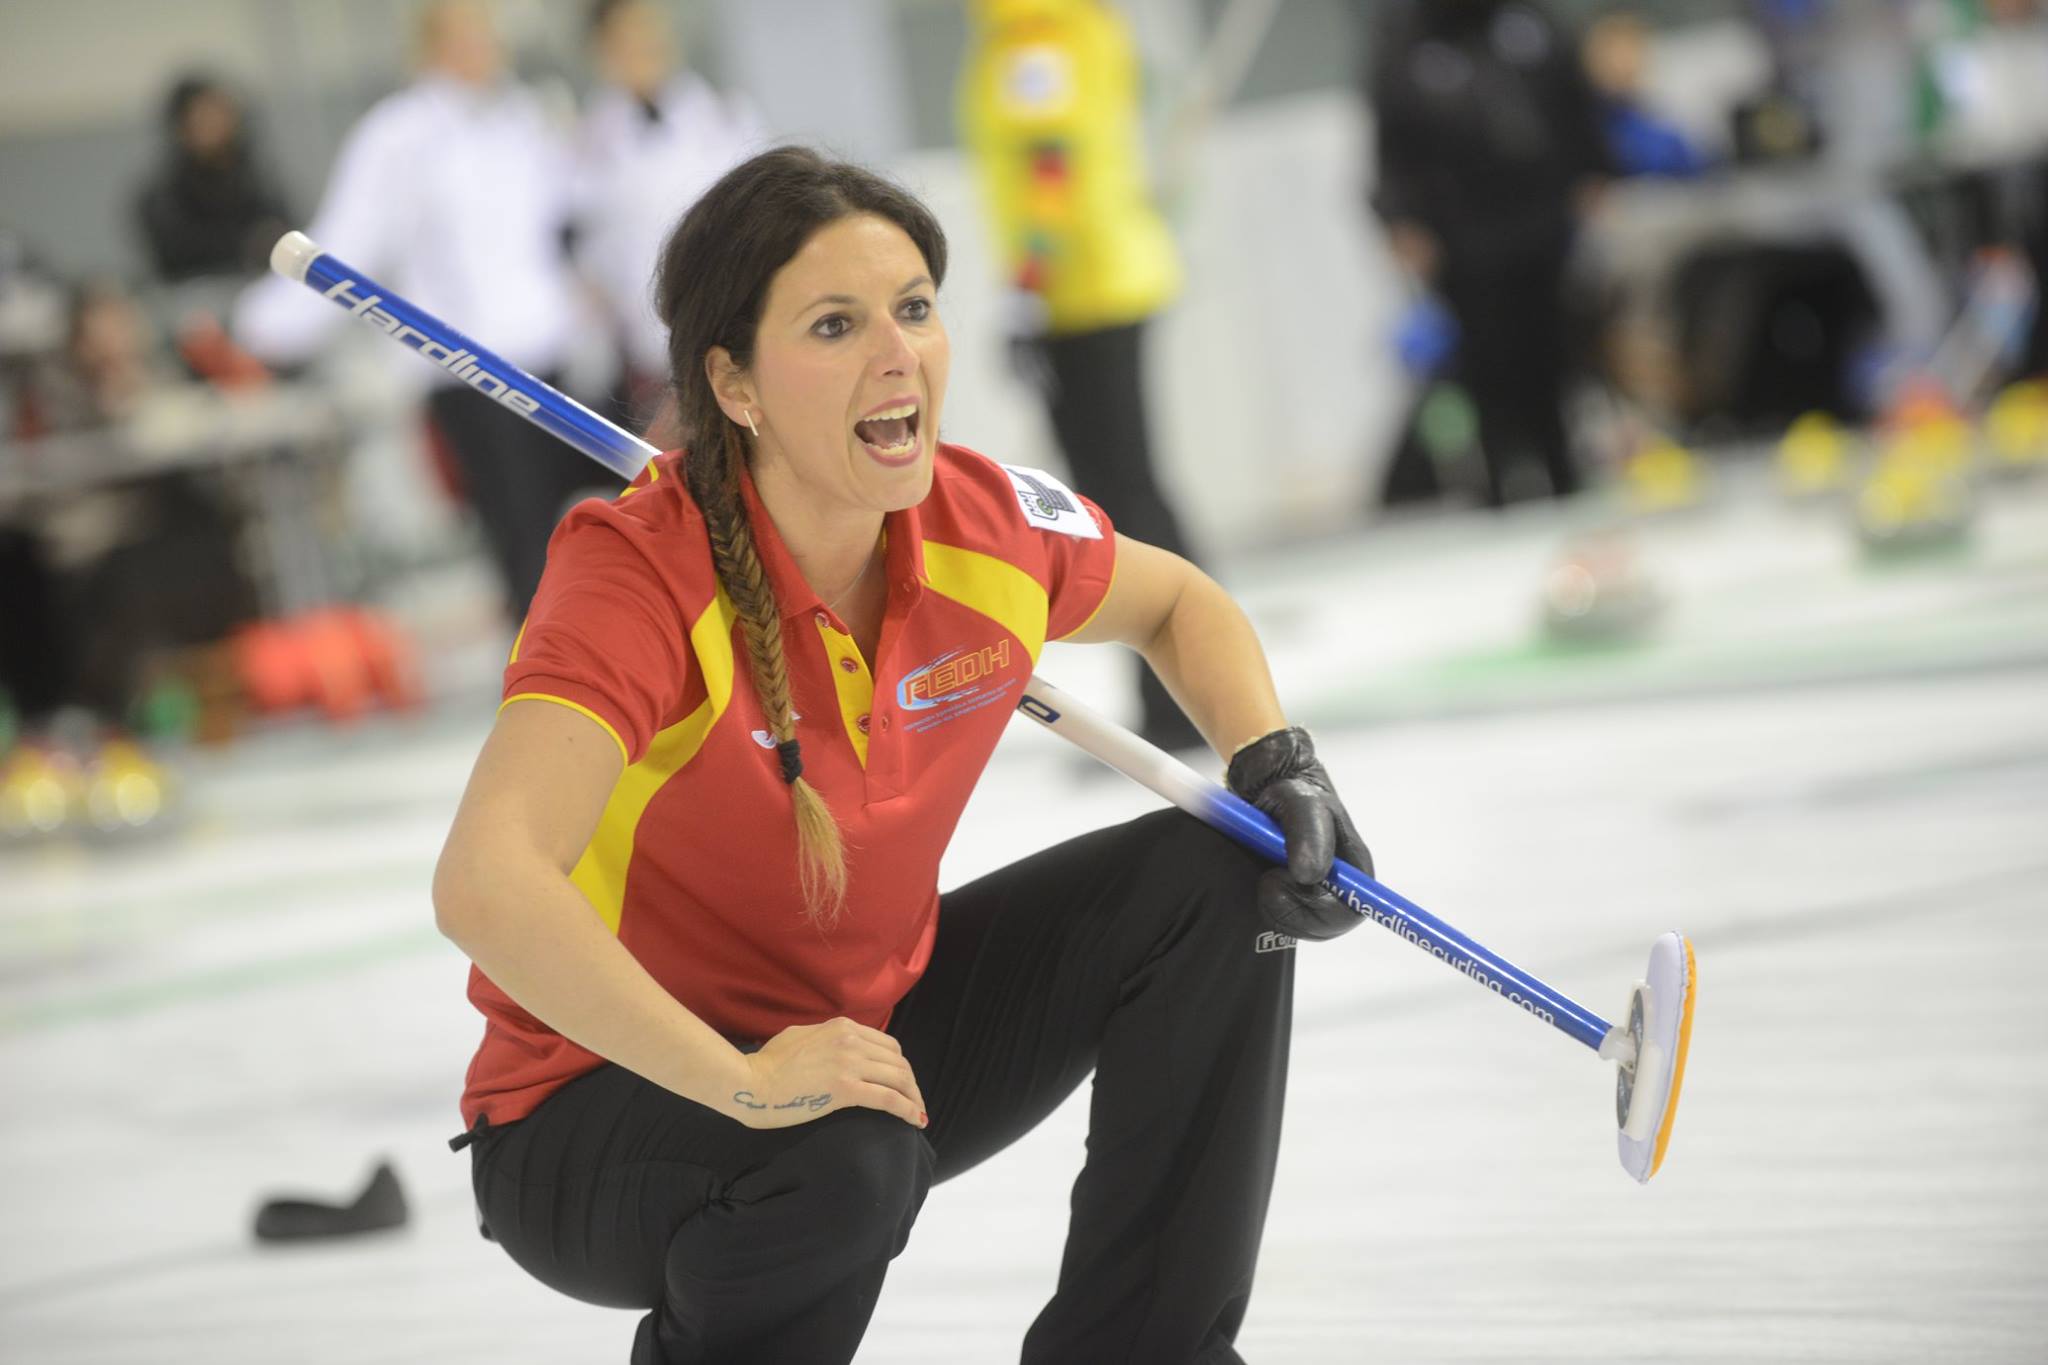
[
  {"xmin": 232, "ymin": 0, "xmax": 603, "ymax": 627},
  {"xmin": 1583, "ymin": 7, "xmax": 1711, "ymax": 182},
  {"xmin": 958, "ymin": 0, "xmax": 1203, "ymax": 752},
  {"xmin": 133, "ymin": 73, "xmax": 293, "ymax": 285},
  {"xmin": 1926, "ymin": 0, "xmax": 2048, "ymax": 375},
  {"xmin": 1928, "ymin": 0, "xmax": 2048, "ymax": 159},
  {"xmin": 574, "ymin": 0, "xmax": 765, "ymax": 430},
  {"xmin": 1366, "ymin": 0, "xmax": 1611, "ymax": 509},
  {"xmin": 0, "ymin": 280, "xmax": 255, "ymax": 840},
  {"xmin": 25, "ymin": 279, "xmax": 165, "ymax": 430}
]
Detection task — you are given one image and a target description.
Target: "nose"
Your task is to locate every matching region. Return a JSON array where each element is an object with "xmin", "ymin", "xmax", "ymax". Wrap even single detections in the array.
[{"xmin": 872, "ymin": 317, "xmax": 919, "ymax": 379}]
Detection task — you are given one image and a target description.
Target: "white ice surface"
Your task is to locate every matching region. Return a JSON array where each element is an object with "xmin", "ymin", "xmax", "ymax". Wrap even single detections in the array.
[{"xmin": 4, "ymin": 476, "xmax": 2046, "ymax": 1363}]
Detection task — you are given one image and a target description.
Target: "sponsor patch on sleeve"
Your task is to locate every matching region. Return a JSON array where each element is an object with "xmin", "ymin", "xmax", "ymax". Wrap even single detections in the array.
[{"xmin": 1001, "ymin": 464, "xmax": 1101, "ymax": 540}]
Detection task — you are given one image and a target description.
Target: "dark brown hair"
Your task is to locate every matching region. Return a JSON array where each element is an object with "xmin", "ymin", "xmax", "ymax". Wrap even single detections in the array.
[{"xmin": 654, "ymin": 146, "xmax": 947, "ymax": 927}]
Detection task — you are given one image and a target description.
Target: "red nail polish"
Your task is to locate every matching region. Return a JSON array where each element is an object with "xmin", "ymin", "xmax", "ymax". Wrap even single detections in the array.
[{"xmin": 919, "ymin": 1111, "xmax": 929, "ymax": 1127}]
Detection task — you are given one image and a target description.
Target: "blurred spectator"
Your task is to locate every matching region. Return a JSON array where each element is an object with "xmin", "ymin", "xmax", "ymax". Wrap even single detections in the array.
[
  {"xmin": 1366, "ymin": 0, "xmax": 1611, "ymax": 507},
  {"xmin": 1930, "ymin": 0, "xmax": 2048, "ymax": 158},
  {"xmin": 1, "ymin": 281, "xmax": 255, "ymax": 838},
  {"xmin": 233, "ymin": 0, "xmax": 605, "ymax": 625},
  {"xmin": 1924, "ymin": 0, "xmax": 2048, "ymax": 376},
  {"xmin": 134, "ymin": 74, "xmax": 293, "ymax": 283},
  {"xmin": 575, "ymin": 0, "xmax": 764, "ymax": 424},
  {"xmin": 1583, "ymin": 9, "xmax": 1711, "ymax": 180},
  {"xmin": 0, "ymin": 521, "xmax": 67, "ymax": 756},
  {"xmin": 21, "ymin": 279, "xmax": 173, "ymax": 432},
  {"xmin": 959, "ymin": 0, "xmax": 1202, "ymax": 752}
]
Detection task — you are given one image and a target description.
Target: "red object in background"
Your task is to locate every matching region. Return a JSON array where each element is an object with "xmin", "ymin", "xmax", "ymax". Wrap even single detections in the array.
[
  {"xmin": 175, "ymin": 312, "xmax": 270, "ymax": 390},
  {"xmin": 420, "ymin": 414, "xmax": 468, "ymax": 502},
  {"xmin": 10, "ymin": 385, "xmax": 51, "ymax": 440},
  {"xmin": 231, "ymin": 607, "xmax": 422, "ymax": 721},
  {"xmin": 233, "ymin": 619, "xmax": 310, "ymax": 713},
  {"xmin": 344, "ymin": 606, "xmax": 424, "ymax": 713},
  {"xmin": 1883, "ymin": 375, "xmax": 1964, "ymax": 431},
  {"xmin": 1030, "ymin": 142, "xmax": 1069, "ymax": 183},
  {"xmin": 298, "ymin": 607, "xmax": 374, "ymax": 721}
]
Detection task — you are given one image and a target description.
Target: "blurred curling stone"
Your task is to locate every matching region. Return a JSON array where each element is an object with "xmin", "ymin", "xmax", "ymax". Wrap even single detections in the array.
[
  {"xmin": 1539, "ymin": 529, "xmax": 1664, "ymax": 644},
  {"xmin": 1853, "ymin": 444, "xmax": 1976, "ymax": 559},
  {"xmin": 1776, "ymin": 411, "xmax": 1853, "ymax": 498},
  {"xmin": 254, "ymin": 1159, "xmax": 410, "ymax": 1243},
  {"xmin": 0, "ymin": 724, "xmax": 175, "ymax": 843},
  {"xmin": 1622, "ymin": 436, "xmax": 1705, "ymax": 514},
  {"xmin": 1985, "ymin": 379, "xmax": 2048, "ymax": 474},
  {"xmin": 1881, "ymin": 379, "xmax": 1973, "ymax": 474},
  {"xmin": 1888, "ymin": 412, "xmax": 1972, "ymax": 479},
  {"xmin": 0, "ymin": 741, "xmax": 84, "ymax": 842},
  {"xmin": 81, "ymin": 737, "xmax": 177, "ymax": 841}
]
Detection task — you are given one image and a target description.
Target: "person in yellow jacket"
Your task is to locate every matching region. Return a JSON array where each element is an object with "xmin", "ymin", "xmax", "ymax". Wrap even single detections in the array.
[{"xmin": 961, "ymin": 0, "xmax": 1203, "ymax": 750}]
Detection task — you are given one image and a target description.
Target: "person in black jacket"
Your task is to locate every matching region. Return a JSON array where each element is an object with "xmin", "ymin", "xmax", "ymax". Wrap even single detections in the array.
[
  {"xmin": 1366, "ymin": 0, "xmax": 1610, "ymax": 506},
  {"xmin": 135, "ymin": 75, "xmax": 292, "ymax": 283}
]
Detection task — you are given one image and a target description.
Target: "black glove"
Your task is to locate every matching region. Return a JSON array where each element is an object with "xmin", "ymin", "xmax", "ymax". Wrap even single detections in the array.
[{"xmin": 1226, "ymin": 726, "xmax": 1373, "ymax": 942}]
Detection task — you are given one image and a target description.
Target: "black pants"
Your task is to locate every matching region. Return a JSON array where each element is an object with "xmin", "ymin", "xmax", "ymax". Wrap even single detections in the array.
[
  {"xmin": 469, "ymin": 810, "xmax": 1293, "ymax": 1364},
  {"xmin": 0, "ymin": 527, "xmax": 66, "ymax": 722},
  {"xmin": 426, "ymin": 381, "xmax": 621, "ymax": 624},
  {"xmin": 0, "ymin": 475, "xmax": 258, "ymax": 726},
  {"xmin": 1442, "ymin": 261, "xmax": 1582, "ymax": 507},
  {"xmin": 1037, "ymin": 323, "xmax": 1202, "ymax": 749}
]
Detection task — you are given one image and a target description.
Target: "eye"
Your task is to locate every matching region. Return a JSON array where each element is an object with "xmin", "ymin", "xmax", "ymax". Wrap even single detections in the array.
[
  {"xmin": 899, "ymin": 296, "xmax": 933, "ymax": 323},
  {"xmin": 812, "ymin": 313, "xmax": 852, "ymax": 339}
]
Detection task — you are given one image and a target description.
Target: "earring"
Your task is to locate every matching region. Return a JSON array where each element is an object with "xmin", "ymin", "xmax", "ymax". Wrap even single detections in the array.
[{"xmin": 745, "ymin": 409, "xmax": 760, "ymax": 438}]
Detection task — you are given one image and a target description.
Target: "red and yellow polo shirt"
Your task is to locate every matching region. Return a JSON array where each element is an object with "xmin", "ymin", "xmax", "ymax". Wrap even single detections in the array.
[{"xmin": 461, "ymin": 442, "xmax": 1117, "ymax": 1126}]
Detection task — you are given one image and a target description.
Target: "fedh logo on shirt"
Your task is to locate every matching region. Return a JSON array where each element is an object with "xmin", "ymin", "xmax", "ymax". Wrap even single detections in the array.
[{"xmin": 897, "ymin": 640, "xmax": 1018, "ymax": 733}]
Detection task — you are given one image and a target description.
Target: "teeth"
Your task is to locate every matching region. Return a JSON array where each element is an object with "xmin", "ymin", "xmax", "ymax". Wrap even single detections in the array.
[{"xmin": 864, "ymin": 404, "xmax": 918, "ymax": 421}]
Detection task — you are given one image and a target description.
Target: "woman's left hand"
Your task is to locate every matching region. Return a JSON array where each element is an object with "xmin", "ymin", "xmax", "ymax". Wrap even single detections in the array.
[{"xmin": 1226, "ymin": 726, "xmax": 1373, "ymax": 942}]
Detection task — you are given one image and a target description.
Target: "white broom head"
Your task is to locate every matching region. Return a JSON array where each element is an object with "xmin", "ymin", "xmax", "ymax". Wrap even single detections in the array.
[{"xmin": 1609, "ymin": 931, "xmax": 1695, "ymax": 1184}]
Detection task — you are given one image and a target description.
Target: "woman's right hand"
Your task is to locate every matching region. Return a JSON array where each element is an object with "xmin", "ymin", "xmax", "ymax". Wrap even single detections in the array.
[{"xmin": 728, "ymin": 1018, "xmax": 928, "ymax": 1130}]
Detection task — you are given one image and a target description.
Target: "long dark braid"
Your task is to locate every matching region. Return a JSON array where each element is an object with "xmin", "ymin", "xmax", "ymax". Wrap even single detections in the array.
[
  {"xmin": 683, "ymin": 422, "xmax": 846, "ymax": 924},
  {"xmin": 655, "ymin": 146, "xmax": 947, "ymax": 927}
]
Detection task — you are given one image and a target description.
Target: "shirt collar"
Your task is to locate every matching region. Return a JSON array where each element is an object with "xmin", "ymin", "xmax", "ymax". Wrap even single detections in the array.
[{"xmin": 733, "ymin": 460, "xmax": 928, "ymax": 622}]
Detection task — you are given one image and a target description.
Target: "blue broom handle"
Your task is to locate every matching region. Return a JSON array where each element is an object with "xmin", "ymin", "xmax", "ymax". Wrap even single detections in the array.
[{"xmin": 273, "ymin": 232, "xmax": 1615, "ymax": 1056}]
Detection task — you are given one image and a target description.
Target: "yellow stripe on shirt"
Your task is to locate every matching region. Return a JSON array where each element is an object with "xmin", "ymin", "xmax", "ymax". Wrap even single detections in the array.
[
  {"xmin": 814, "ymin": 618, "xmax": 874, "ymax": 768},
  {"xmin": 617, "ymin": 458, "xmax": 662, "ymax": 500},
  {"xmin": 567, "ymin": 587, "xmax": 739, "ymax": 934},
  {"xmin": 922, "ymin": 541, "xmax": 1050, "ymax": 662}
]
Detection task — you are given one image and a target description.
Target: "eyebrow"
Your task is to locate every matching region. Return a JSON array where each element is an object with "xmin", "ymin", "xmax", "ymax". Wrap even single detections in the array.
[{"xmin": 800, "ymin": 276, "xmax": 934, "ymax": 313}]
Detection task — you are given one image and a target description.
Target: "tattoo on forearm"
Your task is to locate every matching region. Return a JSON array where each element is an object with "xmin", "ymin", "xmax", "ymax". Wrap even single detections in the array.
[{"xmin": 732, "ymin": 1091, "xmax": 832, "ymax": 1112}]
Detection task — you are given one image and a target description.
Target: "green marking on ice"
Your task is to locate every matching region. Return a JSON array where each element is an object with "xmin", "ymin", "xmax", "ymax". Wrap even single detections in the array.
[
  {"xmin": 1303, "ymin": 610, "xmax": 2048, "ymax": 726},
  {"xmin": 0, "ymin": 924, "xmax": 448, "ymax": 1036},
  {"xmin": 0, "ymin": 855, "xmax": 436, "ymax": 960}
]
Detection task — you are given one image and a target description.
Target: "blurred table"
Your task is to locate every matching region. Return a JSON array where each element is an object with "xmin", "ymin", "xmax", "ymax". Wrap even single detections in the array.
[{"xmin": 0, "ymin": 382, "xmax": 358, "ymax": 616}]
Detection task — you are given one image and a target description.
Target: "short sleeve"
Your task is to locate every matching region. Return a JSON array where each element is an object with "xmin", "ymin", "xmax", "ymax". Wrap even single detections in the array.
[
  {"xmin": 1042, "ymin": 491, "xmax": 1118, "ymax": 641},
  {"xmin": 503, "ymin": 510, "xmax": 696, "ymax": 765}
]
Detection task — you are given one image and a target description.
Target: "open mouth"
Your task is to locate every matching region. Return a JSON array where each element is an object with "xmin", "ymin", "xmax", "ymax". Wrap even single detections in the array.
[{"xmin": 853, "ymin": 402, "xmax": 922, "ymax": 463}]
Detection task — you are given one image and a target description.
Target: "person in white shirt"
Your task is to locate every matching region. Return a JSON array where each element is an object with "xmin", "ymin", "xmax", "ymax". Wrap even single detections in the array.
[
  {"xmin": 235, "ymin": 0, "xmax": 607, "ymax": 622},
  {"xmin": 575, "ymin": 0, "xmax": 766, "ymax": 421}
]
